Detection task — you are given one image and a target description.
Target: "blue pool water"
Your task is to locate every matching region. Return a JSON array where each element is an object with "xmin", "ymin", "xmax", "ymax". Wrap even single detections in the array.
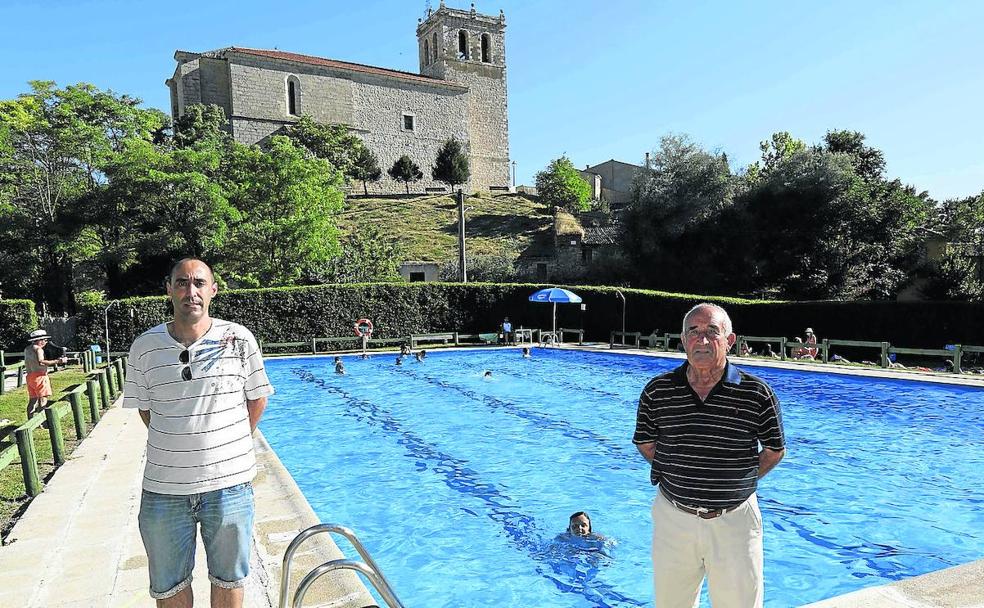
[{"xmin": 259, "ymin": 349, "xmax": 984, "ymax": 607}]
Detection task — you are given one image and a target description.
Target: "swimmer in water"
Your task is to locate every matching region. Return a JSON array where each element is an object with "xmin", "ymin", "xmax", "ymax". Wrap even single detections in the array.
[
  {"xmin": 568, "ymin": 511, "xmax": 592, "ymax": 537},
  {"xmin": 334, "ymin": 356, "xmax": 346, "ymax": 375},
  {"xmin": 522, "ymin": 347, "xmax": 531, "ymax": 358},
  {"xmin": 483, "ymin": 370, "xmax": 492, "ymax": 378}
]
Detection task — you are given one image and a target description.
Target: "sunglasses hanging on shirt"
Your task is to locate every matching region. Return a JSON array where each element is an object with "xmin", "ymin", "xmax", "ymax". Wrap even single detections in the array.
[{"xmin": 179, "ymin": 349, "xmax": 192, "ymax": 381}]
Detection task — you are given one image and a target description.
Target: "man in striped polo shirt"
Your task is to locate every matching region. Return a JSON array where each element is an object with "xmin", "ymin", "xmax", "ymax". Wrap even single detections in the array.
[
  {"xmin": 124, "ymin": 258, "xmax": 274, "ymax": 607},
  {"xmin": 634, "ymin": 303, "xmax": 785, "ymax": 607}
]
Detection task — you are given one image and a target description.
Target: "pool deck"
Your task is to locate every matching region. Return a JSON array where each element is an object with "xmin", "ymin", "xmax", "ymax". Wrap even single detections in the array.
[
  {"xmin": 1, "ymin": 346, "xmax": 982, "ymax": 607},
  {"xmin": 0, "ymin": 402, "xmax": 375, "ymax": 608}
]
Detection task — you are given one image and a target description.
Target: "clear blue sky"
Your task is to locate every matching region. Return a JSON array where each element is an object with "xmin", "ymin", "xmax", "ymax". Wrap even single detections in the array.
[{"xmin": 3, "ymin": 0, "xmax": 983, "ymax": 200}]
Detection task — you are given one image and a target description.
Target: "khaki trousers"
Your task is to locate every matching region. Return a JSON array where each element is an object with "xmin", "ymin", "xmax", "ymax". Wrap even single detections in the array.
[{"xmin": 651, "ymin": 491, "xmax": 763, "ymax": 608}]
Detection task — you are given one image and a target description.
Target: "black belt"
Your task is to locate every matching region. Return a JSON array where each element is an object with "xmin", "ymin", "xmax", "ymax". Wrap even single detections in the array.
[{"xmin": 660, "ymin": 487, "xmax": 743, "ymax": 520}]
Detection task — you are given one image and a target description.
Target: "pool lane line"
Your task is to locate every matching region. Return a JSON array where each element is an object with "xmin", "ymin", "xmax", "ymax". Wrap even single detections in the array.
[
  {"xmin": 392, "ymin": 365, "xmax": 637, "ymax": 465},
  {"xmin": 290, "ymin": 367, "xmax": 647, "ymax": 607}
]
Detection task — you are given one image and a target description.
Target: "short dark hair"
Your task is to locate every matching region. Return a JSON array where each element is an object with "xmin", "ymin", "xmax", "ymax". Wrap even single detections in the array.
[
  {"xmin": 168, "ymin": 257, "xmax": 214, "ymax": 283},
  {"xmin": 569, "ymin": 511, "xmax": 591, "ymax": 533}
]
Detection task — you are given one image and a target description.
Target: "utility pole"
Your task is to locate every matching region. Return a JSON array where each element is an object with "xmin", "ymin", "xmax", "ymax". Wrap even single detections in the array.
[{"xmin": 457, "ymin": 189, "xmax": 467, "ymax": 282}]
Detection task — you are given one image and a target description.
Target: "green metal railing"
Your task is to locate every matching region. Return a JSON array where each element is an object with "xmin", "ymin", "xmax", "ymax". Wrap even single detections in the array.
[{"xmin": 0, "ymin": 358, "xmax": 124, "ymax": 498}]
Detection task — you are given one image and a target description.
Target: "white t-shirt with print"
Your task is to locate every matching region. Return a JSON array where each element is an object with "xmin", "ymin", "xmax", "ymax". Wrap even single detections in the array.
[{"xmin": 123, "ymin": 319, "xmax": 274, "ymax": 495}]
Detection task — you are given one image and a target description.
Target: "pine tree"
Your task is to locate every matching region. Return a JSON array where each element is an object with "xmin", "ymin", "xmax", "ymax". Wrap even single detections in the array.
[
  {"xmin": 348, "ymin": 145, "xmax": 382, "ymax": 195},
  {"xmin": 432, "ymin": 137, "xmax": 470, "ymax": 191},
  {"xmin": 388, "ymin": 155, "xmax": 424, "ymax": 194}
]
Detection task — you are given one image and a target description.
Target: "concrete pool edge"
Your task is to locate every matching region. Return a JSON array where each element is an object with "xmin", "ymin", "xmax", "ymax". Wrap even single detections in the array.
[{"xmin": 253, "ymin": 431, "xmax": 379, "ymax": 607}]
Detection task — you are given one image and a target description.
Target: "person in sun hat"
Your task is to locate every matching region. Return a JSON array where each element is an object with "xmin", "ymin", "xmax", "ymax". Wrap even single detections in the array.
[
  {"xmin": 803, "ymin": 327, "xmax": 819, "ymax": 359},
  {"xmin": 123, "ymin": 258, "xmax": 274, "ymax": 608},
  {"xmin": 23, "ymin": 329, "xmax": 68, "ymax": 420},
  {"xmin": 634, "ymin": 303, "xmax": 785, "ymax": 607}
]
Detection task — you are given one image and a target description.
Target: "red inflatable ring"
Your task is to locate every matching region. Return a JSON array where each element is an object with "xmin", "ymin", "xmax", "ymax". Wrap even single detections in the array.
[{"xmin": 354, "ymin": 318, "xmax": 374, "ymax": 337}]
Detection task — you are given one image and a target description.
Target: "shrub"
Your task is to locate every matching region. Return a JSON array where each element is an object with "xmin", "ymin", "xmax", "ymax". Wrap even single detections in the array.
[
  {"xmin": 0, "ymin": 299, "xmax": 37, "ymax": 351},
  {"xmin": 69, "ymin": 283, "xmax": 984, "ymax": 352}
]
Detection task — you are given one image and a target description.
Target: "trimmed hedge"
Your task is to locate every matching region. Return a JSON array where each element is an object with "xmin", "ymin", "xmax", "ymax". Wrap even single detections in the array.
[
  {"xmin": 69, "ymin": 283, "xmax": 984, "ymax": 352},
  {"xmin": 0, "ymin": 299, "xmax": 38, "ymax": 353}
]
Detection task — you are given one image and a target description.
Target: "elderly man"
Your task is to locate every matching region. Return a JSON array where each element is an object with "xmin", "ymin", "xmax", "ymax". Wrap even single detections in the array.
[
  {"xmin": 634, "ymin": 303, "xmax": 785, "ymax": 607},
  {"xmin": 23, "ymin": 329, "xmax": 68, "ymax": 420},
  {"xmin": 124, "ymin": 258, "xmax": 274, "ymax": 608}
]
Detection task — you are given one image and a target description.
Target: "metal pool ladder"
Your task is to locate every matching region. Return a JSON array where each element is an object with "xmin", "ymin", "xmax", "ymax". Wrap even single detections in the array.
[{"xmin": 279, "ymin": 523, "xmax": 406, "ymax": 608}]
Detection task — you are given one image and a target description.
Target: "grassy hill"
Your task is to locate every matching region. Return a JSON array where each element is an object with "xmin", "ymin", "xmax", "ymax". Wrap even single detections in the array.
[{"xmin": 338, "ymin": 193, "xmax": 553, "ymax": 265}]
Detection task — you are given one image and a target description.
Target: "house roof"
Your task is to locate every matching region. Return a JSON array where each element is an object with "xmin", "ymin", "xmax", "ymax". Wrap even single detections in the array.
[
  {"xmin": 183, "ymin": 47, "xmax": 468, "ymax": 91},
  {"xmin": 583, "ymin": 225, "xmax": 619, "ymax": 245}
]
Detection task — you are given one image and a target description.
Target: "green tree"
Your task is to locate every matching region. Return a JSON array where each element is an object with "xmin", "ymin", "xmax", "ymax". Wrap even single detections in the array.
[
  {"xmin": 432, "ymin": 137, "xmax": 470, "ymax": 191},
  {"xmin": 172, "ymin": 103, "xmax": 229, "ymax": 148},
  {"xmin": 822, "ymin": 129, "xmax": 886, "ymax": 182},
  {"xmin": 283, "ymin": 115, "xmax": 362, "ymax": 174},
  {"xmin": 534, "ymin": 156, "xmax": 592, "ymax": 212},
  {"xmin": 747, "ymin": 131, "xmax": 806, "ymax": 180},
  {"xmin": 349, "ymin": 145, "xmax": 382, "ymax": 195},
  {"xmin": 223, "ymin": 136, "xmax": 344, "ymax": 286},
  {"xmin": 922, "ymin": 191, "xmax": 984, "ymax": 300},
  {"xmin": 388, "ymin": 155, "xmax": 423, "ymax": 194},
  {"xmin": 621, "ymin": 134, "xmax": 735, "ymax": 290},
  {"xmin": 736, "ymin": 146, "xmax": 932, "ymax": 299},
  {"xmin": 310, "ymin": 224, "xmax": 402, "ymax": 284},
  {"xmin": 0, "ymin": 81, "xmax": 165, "ymax": 309}
]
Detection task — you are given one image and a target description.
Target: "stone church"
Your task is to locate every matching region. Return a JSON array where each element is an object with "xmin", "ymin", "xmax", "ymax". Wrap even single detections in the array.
[{"xmin": 165, "ymin": 2, "xmax": 511, "ymax": 194}]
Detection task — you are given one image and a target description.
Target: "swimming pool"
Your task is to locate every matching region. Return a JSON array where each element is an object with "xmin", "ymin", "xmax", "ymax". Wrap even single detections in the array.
[{"xmin": 259, "ymin": 349, "xmax": 984, "ymax": 607}]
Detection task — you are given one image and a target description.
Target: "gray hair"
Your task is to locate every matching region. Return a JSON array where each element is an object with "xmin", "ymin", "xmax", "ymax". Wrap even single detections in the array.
[{"xmin": 681, "ymin": 303, "xmax": 733, "ymax": 336}]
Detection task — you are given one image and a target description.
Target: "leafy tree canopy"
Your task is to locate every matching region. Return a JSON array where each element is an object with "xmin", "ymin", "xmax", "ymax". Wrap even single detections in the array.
[
  {"xmin": 223, "ymin": 136, "xmax": 344, "ymax": 286},
  {"xmin": 284, "ymin": 115, "xmax": 363, "ymax": 175},
  {"xmin": 534, "ymin": 156, "xmax": 592, "ymax": 213}
]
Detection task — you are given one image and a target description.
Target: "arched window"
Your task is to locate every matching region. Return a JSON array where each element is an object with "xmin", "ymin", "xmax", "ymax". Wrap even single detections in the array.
[
  {"xmin": 481, "ymin": 33, "xmax": 491, "ymax": 63},
  {"xmin": 424, "ymin": 39, "xmax": 430, "ymax": 65},
  {"xmin": 433, "ymin": 32, "xmax": 439, "ymax": 62},
  {"xmin": 458, "ymin": 30, "xmax": 469, "ymax": 60},
  {"xmin": 286, "ymin": 75, "xmax": 300, "ymax": 116}
]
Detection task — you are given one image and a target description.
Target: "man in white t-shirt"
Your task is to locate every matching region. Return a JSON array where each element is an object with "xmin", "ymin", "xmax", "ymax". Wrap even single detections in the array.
[{"xmin": 123, "ymin": 258, "xmax": 274, "ymax": 607}]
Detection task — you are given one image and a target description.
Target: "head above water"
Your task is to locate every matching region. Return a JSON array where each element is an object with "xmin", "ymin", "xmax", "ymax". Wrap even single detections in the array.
[{"xmin": 568, "ymin": 511, "xmax": 591, "ymax": 536}]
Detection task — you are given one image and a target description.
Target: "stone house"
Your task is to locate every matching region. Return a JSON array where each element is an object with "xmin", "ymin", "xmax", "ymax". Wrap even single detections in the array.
[
  {"xmin": 516, "ymin": 210, "xmax": 620, "ymax": 282},
  {"xmin": 165, "ymin": 2, "xmax": 510, "ymax": 194},
  {"xmin": 578, "ymin": 158, "xmax": 648, "ymax": 207}
]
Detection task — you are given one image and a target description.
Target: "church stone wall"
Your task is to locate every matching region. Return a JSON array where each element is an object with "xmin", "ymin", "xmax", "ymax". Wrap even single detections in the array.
[
  {"xmin": 169, "ymin": 5, "xmax": 511, "ymax": 194},
  {"xmin": 350, "ymin": 77, "xmax": 471, "ymax": 193}
]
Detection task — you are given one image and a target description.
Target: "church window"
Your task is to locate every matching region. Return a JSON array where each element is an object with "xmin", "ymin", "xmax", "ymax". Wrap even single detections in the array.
[
  {"xmin": 402, "ymin": 113, "xmax": 416, "ymax": 132},
  {"xmin": 424, "ymin": 39, "xmax": 430, "ymax": 65},
  {"xmin": 458, "ymin": 30, "xmax": 469, "ymax": 60},
  {"xmin": 481, "ymin": 33, "xmax": 491, "ymax": 63},
  {"xmin": 286, "ymin": 76, "xmax": 300, "ymax": 116},
  {"xmin": 433, "ymin": 32, "xmax": 439, "ymax": 61}
]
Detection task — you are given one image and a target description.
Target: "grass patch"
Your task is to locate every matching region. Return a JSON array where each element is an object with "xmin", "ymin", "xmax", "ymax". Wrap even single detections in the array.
[
  {"xmin": 340, "ymin": 193, "xmax": 553, "ymax": 263},
  {"xmin": 0, "ymin": 366, "xmax": 104, "ymax": 540}
]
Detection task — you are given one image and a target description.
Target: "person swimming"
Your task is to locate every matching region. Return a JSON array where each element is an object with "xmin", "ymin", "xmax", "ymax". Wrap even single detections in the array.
[
  {"xmin": 522, "ymin": 347, "xmax": 531, "ymax": 358},
  {"xmin": 396, "ymin": 355, "xmax": 403, "ymax": 366},
  {"xmin": 416, "ymin": 349, "xmax": 426, "ymax": 362},
  {"xmin": 334, "ymin": 356, "xmax": 346, "ymax": 375},
  {"xmin": 568, "ymin": 511, "xmax": 593, "ymax": 538},
  {"xmin": 483, "ymin": 370, "xmax": 493, "ymax": 378}
]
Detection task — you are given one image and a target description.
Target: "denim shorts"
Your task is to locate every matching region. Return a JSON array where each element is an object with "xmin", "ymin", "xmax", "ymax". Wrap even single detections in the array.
[{"xmin": 138, "ymin": 482, "xmax": 255, "ymax": 599}]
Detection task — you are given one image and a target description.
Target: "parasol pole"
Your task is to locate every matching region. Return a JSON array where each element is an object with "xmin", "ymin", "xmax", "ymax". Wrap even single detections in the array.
[{"xmin": 552, "ymin": 301, "xmax": 557, "ymax": 341}]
